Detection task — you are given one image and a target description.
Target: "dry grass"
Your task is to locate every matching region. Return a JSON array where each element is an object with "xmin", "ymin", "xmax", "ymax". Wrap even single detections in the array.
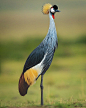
[
  {"xmin": 0, "ymin": 11, "xmax": 86, "ymax": 41},
  {"xmin": 0, "ymin": 1, "xmax": 86, "ymax": 41}
]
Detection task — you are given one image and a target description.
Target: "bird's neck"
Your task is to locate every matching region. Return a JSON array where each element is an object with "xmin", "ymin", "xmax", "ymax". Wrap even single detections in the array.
[
  {"xmin": 42, "ymin": 12, "xmax": 58, "ymax": 50},
  {"xmin": 49, "ymin": 12, "xmax": 56, "ymax": 30}
]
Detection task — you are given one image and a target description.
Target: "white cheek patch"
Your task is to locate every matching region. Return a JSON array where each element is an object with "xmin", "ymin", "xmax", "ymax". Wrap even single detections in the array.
[{"xmin": 51, "ymin": 8, "xmax": 55, "ymax": 13}]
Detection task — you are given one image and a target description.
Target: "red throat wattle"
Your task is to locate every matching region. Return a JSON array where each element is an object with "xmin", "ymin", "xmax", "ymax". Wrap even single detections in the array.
[{"xmin": 52, "ymin": 14, "xmax": 55, "ymax": 19}]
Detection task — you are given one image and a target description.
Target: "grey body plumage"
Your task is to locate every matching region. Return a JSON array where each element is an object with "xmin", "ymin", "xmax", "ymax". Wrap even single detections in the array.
[{"xmin": 23, "ymin": 12, "xmax": 58, "ymax": 76}]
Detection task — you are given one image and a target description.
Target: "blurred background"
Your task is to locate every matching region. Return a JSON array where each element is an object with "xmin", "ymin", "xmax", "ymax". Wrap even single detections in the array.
[{"xmin": 0, "ymin": 0, "xmax": 86, "ymax": 107}]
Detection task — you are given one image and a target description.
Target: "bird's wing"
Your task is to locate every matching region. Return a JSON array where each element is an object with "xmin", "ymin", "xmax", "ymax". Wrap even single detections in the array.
[
  {"xmin": 41, "ymin": 47, "xmax": 55, "ymax": 75},
  {"xmin": 19, "ymin": 43, "xmax": 46, "ymax": 96},
  {"xmin": 23, "ymin": 44, "xmax": 46, "ymax": 73}
]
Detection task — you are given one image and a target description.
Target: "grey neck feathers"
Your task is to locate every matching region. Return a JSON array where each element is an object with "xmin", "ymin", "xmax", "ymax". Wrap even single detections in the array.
[
  {"xmin": 42, "ymin": 12, "xmax": 57, "ymax": 45},
  {"xmin": 47, "ymin": 12, "xmax": 57, "ymax": 36},
  {"xmin": 49, "ymin": 12, "xmax": 55, "ymax": 30}
]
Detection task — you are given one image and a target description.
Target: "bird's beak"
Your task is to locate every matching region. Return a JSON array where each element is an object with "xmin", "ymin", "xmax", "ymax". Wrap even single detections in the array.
[{"xmin": 56, "ymin": 9, "xmax": 61, "ymax": 12}]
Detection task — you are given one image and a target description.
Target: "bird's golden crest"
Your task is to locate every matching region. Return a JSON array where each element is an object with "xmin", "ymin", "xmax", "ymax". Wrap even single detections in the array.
[{"xmin": 42, "ymin": 3, "xmax": 52, "ymax": 14}]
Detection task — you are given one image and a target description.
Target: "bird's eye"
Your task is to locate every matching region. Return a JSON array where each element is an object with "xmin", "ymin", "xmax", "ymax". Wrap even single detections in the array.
[{"xmin": 51, "ymin": 8, "xmax": 55, "ymax": 13}]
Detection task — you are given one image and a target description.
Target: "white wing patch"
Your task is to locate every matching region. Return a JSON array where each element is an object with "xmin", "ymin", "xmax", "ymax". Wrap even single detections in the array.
[{"xmin": 32, "ymin": 52, "xmax": 47, "ymax": 75}]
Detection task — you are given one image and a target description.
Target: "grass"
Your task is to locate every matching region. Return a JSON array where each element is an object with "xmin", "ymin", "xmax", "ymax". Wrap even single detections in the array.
[
  {"xmin": 0, "ymin": 35, "xmax": 86, "ymax": 61},
  {"xmin": 0, "ymin": 35, "xmax": 86, "ymax": 107},
  {"xmin": 0, "ymin": 69, "xmax": 86, "ymax": 107}
]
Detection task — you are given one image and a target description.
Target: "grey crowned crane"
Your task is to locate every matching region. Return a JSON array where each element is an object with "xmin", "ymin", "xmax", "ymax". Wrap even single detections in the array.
[{"xmin": 18, "ymin": 3, "xmax": 60, "ymax": 105}]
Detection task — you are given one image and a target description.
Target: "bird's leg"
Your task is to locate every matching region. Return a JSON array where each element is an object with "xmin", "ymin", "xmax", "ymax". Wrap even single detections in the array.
[{"xmin": 40, "ymin": 74, "xmax": 43, "ymax": 105}]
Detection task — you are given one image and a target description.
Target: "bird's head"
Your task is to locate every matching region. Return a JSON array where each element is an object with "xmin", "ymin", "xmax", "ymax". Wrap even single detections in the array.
[{"xmin": 42, "ymin": 3, "xmax": 60, "ymax": 19}]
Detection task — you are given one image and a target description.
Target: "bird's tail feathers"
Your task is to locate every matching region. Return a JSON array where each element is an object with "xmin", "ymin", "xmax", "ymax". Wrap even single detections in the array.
[
  {"xmin": 18, "ymin": 73, "xmax": 29, "ymax": 96},
  {"xmin": 18, "ymin": 68, "xmax": 38, "ymax": 96}
]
